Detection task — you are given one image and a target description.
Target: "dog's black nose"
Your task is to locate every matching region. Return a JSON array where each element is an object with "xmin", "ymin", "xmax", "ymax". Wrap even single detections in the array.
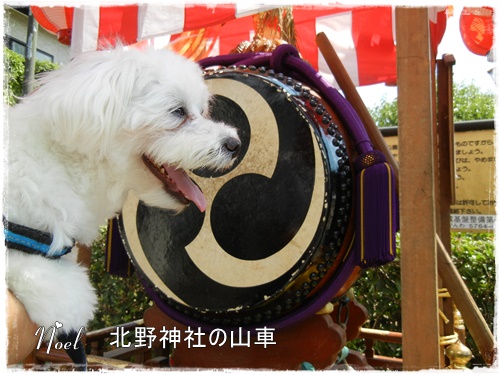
[{"xmin": 223, "ymin": 138, "xmax": 241, "ymax": 158}]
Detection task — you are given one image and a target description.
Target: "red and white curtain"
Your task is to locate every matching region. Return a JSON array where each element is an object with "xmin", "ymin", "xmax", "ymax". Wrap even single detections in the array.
[{"xmin": 31, "ymin": 4, "xmax": 449, "ymax": 87}]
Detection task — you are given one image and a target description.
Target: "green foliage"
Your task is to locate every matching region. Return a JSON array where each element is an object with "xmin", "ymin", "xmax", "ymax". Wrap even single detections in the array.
[
  {"xmin": 350, "ymin": 234, "xmax": 402, "ymax": 358},
  {"xmin": 34, "ymin": 59, "xmax": 60, "ymax": 75},
  {"xmin": 368, "ymin": 95, "xmax": 399, "ymax": 128},
  {"xmin": 88, "ymin": 227, "xmax": 152, "ymax": 332},
  {"xmin": 452, "ymin": 82, "xmax": 496, "ymax": 121},
  {"xmin": 450, "ymin": 232, "xmax": 496, "ymax": 366},
  {"xmin": 3, "ymin": 47, "xmax": 25, "ymax": 105},
  {"xmin": 368, "ymin": 82, "xmax": 495, "ymax": 127},
  {"xmin": 349, "ymin": 232, "xmax": 495, "ymax": 368},
  {"xmin": 3, "ymin": 47, "xmax": 60, "ymax": 105}
]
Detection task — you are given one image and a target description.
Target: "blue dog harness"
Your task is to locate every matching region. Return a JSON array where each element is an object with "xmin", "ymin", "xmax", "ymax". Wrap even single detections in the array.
[
  {"xmin": 3, "ymin": 217, "xmax": 73, "ymax": 259},
  {"xmin": 4, "ymin": 216, "xmax": 87, "ymax": 369}
]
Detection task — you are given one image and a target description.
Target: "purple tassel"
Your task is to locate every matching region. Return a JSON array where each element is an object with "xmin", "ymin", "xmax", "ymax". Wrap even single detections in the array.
[
  {"xmin": 354, "ymin": 150, "xmax": 398, "ymax": 268},
  {"xmin": 105, "ymin": 217, "xmax": 134, "ymax": 277}
]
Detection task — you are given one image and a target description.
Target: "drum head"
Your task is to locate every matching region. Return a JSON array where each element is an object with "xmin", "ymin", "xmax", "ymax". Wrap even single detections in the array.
[{"xmin": 120, "ymin": 67, "xmax": 357, "ymax": 330}]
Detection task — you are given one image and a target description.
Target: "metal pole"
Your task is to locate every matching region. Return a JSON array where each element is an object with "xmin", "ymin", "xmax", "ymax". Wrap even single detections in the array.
[{"xmin": 22, "ymin": 8, "xmax": 39, "ymax": 96}]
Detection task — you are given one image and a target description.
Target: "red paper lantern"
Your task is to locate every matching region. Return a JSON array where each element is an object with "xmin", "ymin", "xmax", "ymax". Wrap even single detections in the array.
[
  {"xmin": 459, "ymin": 7, "xmax": 494, "ymax": 56},
  {"xmin": 31, "ymin": 6, "xmax": 74, "ymax": 46}
]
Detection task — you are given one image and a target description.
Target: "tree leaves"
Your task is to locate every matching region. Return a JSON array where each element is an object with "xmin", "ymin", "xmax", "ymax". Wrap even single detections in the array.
[
  {"xmin": 3, "ymin": 47, "xmax": 60, "ymax": 105},
  {"xmin": 453, "ymin": 82, "xmax": 496, "ymax": 122},
  {"xmin": 368, "ymin": 82, "xmax": 495, "ymax": 127},
  {"xmin": 88, "ymin": 227, "xmax": 152, "ymax": 333}
]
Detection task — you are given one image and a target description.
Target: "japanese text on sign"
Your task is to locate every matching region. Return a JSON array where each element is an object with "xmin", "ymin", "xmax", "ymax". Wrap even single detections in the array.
[
  {"xmin": 383, "ymin": 126, "xmax": 495, "ymax": 232},
  {"xmin": 109, "ymin": 326, "xmax": 277, "ymax": 349},
  {"xmin": 451, "ymin": 214, "xmax": 495, "ymax": 231}
]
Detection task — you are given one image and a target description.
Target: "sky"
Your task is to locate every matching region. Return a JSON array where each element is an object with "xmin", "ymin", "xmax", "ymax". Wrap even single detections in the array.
[{"xmin": 356, "ymin": 5, "xmax": 497, "ymax": 109}]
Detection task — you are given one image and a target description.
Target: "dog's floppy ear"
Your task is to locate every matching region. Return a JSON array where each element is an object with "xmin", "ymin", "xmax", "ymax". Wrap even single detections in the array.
[{"xmin": 33, "ymin": 49, "xmax": 141, "ymax": 159}]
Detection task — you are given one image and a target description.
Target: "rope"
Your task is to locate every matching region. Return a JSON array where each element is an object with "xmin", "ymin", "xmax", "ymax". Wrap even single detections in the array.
[
  {"xmin": 440, "ymin": 334, "xmax": 459, "ymax": 346},
  {"xmin": 437, "ymin": 287, "xmax": 457, "ymax": 342}
]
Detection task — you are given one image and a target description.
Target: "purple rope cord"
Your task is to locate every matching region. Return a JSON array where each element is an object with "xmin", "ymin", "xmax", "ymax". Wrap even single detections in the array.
[{"xmin": 199, "ymin": 44, "xmax": 374, "ymax": 156}]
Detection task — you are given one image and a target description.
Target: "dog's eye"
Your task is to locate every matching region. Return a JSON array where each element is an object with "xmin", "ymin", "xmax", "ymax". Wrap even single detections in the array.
[{"xmin": 172, "ymin": 107, "xmax": 186, "ymax": 117}]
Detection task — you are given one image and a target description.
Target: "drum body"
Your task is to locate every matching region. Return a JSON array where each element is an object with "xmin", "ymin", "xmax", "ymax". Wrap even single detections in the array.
[{"xmin": 120, "ymin": 66, "xmax": 360, "ymax": 331}]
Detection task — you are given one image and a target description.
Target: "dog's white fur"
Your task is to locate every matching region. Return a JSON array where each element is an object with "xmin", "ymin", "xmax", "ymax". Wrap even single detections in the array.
[{"xmin": 5, "ymin": 47, "xmax": 239, "ymax": 333}]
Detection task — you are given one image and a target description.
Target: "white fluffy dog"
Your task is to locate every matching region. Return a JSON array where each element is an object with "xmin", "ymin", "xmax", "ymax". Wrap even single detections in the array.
[{"xmin": 5, "ymin": 47, "xmax": 240, "ymax": 349}]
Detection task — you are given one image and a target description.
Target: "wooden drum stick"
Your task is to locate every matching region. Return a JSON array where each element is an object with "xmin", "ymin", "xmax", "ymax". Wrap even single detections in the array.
[{"xmin": 315, "ymin": 32, "xmax": 399, "ymax": 183}]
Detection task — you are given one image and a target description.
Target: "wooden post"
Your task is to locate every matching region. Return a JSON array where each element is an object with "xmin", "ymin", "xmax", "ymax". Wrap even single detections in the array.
[
  {"xmin": 436, "ymin": 55, "xmax": 456, "ymax": 350},
  {"xmin": 396, "ymin": 7, "xmax": 441, "ymax": 369}
]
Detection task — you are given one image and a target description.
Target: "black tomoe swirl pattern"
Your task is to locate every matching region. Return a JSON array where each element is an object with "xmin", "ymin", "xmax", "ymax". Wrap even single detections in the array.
[{"xmin": 119, "ymin": 66, "xmax": 355, "ymax": 330}]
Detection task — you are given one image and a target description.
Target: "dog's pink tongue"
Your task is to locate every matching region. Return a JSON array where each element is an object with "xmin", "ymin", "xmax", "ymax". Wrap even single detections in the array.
[{"xmin": 164, "ymin": 165, "xmax": 206, "ymax": 212}]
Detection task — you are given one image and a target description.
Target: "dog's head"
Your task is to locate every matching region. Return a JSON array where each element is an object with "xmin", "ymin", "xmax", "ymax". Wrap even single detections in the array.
[{"xmin": 30, "ymin": 47, "xmax": 240, "ymax": 212}]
